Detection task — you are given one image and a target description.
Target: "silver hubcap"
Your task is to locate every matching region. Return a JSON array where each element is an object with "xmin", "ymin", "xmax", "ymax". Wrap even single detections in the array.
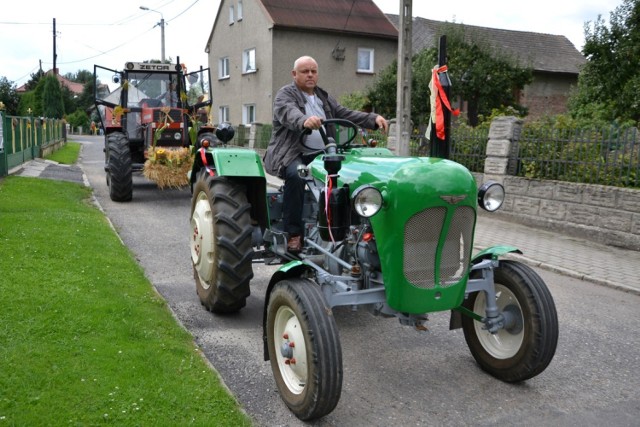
[
  {"xmin": 273, "ymin": 306, "xmax": 307, "ymax": 394},
  {"xmin": 473, "ymin": 284, "xmax": 524, "ymax": 359}
]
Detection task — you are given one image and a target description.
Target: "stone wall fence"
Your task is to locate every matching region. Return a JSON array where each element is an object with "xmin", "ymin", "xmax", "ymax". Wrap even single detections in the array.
[{"xmin": 480, "ymin": 116, "xmax": 640, "ymax": 251}]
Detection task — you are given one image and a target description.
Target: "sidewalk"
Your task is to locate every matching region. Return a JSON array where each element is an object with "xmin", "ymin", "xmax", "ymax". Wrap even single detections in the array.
[
  {"xmin": 9, "ymin": 158, "xmax": 88, "ymax": 186},
  {"xmin": 474, "ymin": 214, "xmax": 640, "ymax": 294},
  {"xmin": 11, "ymin": 159, "xmax": 640, "ymax": 295}
]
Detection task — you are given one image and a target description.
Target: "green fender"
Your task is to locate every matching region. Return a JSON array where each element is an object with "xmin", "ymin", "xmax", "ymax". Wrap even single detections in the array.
[
  {"xmin": 189, "ymin": 147, "xmax": 269, "ymax": 229},
  {"xmin": 190, "ymin": 147, "xmax": 265, "ymax": 181},
  {"xmin": 266, "ymin": 260, "xmax": 310, "ymax": 292},
  {"xmin": 472, "ymin": 245, "xmax": 522, "ymax": 263}
]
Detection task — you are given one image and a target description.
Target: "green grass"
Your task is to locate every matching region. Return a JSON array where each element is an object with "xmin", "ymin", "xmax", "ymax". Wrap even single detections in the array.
[
  {"xmin": 0, "ymin": 164, "xmax": 252, "ymax": 424},
  {"xmin": 45, "ymin": 141, "xmax": 82, "ymax": 164}
]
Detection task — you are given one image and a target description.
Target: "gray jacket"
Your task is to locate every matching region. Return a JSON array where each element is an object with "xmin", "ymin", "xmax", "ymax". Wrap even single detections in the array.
[{"xmin": 263, "ymin": 82, "xmax": 380, "ymax": 177}]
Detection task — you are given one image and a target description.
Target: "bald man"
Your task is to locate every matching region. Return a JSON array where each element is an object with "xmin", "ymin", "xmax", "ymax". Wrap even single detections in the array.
[{"xmin": 263, "ymin": 56, "xmax": 388, "ymax": 253}]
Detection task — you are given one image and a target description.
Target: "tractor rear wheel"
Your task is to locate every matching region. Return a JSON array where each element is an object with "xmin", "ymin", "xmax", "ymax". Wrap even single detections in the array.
[
  {"xmin": 106, "ymin": 131, "xmax": 133, "ymax": 202},
  {"xmin": 190, "ymin": 173, "xmax": 253, "ymax": 313},
  {"xmin": 267, "ymin": 278, "xmax": 342, "ymax": 420},
  {"xmin": 462, "ymin": 260, "xmax": 558, "ymax": 382}
]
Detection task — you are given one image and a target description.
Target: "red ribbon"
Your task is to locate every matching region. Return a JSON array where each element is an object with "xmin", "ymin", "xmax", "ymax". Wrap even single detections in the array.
[
  {"xmin": 432, "ymin": 65, "xmax": 460, "ymax": 140},
  {"xmin": 199, "ymin": 148, "xmax": 215, "ymax": 176}
]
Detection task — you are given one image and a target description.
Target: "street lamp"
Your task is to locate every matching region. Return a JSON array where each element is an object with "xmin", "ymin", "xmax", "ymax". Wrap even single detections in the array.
[{"xmin": 140, "ymin": 5, "xmax": 165, "ymax": 62}]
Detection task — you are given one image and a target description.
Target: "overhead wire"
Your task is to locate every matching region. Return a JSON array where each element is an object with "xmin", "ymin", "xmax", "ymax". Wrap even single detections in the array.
[{"xmin": 6, "ymin": 0, "xmax": 201, "ymax": 83}]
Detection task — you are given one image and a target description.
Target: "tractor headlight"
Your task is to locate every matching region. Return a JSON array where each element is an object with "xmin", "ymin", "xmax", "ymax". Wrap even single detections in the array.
[
  {"xmin": 174, "ymin": 132, "xmax": 182, "ymax": 140},
  {"xmin": 478, "ymin": 181, "xmax": 505, "ymax": 212},
  {"xmin": 352, "ymin": 185, "xmax": 383, "ymax": 218}
]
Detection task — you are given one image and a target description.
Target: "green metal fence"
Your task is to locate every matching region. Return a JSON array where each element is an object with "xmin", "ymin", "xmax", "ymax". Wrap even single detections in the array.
[
  {"xmin": 515, "ymin": 125, "xmax": 639, "ymax": 188},
  {"xmin": 0, "ymin": 113, "xmax": 66, "ymax": 177}
]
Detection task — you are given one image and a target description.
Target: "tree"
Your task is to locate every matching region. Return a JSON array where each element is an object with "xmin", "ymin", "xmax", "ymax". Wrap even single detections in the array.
[
  {"xmin": 365, "ymin": 60, "xmax": 398, "ymax": 120},
  {"xmin": 66, "ymin": 109, "xmax": 90, "ymax": 131},
  {"xmin": 365, "ymin": 23, "xmax": 532, "ymax": 127},
  {"xmin": 76, "ymin": 79, "xmax": 96, "ymax": 113},
  {"xmin": 63, "ymin": 69, "xmax": 93, "ymax": 85},
  {"xmin": 0, "ymin": 77, "xmax": 21, "ymax": 115},
  {"xmin": 24, "ymin": 69, "xmax": 45, "ymax": 91},
  {"xmin": 568, "ymin": 0, "xmax": 640, "ymax": 124},
  {"xmin": 42, "ymin": 75, "xmax": 65, "ymax": 119}
]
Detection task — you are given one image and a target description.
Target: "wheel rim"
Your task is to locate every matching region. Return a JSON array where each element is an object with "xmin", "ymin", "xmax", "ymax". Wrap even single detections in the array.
[
  {"xmin": 473, "ymin": 284, "xmax": 524, "ymax": 359},
  {"xmin": 190, "ymin": 191, "xmax": 215, "ymax": 287},
  {"xmin": 273, "ymin": 305, "xmax": 308, "ymax": 395}
]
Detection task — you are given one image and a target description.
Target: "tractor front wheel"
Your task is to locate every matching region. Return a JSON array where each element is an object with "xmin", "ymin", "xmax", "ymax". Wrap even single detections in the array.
[
  {"xmin": 106, "ymin": 131, "xmax": 133, "ymax": 202},
  {"xmin": 190, "ymin": 173, "xmax": 253, "ymax": 313},
  {"xmin": 462, "ymin": 260, "xmax": 558, "ymax": 382},
  {"xmin": 266, "ymin": 279, "xmax": 342, "ymax": 421}
]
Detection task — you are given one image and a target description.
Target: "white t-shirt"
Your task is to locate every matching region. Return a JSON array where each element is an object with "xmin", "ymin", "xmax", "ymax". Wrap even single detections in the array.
[{"xmin": 303, "ymin": 94, "xmax": 327, "ymax": 152}]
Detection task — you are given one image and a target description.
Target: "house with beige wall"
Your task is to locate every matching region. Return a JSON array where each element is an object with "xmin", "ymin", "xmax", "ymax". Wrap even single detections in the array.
[
  {"xmin": 205, "ymin": 1, "xmax": 586, "ymax": 128},
  {"xmin": 205, "ymin": 0, "xmax": 398, "ymax": 126}
]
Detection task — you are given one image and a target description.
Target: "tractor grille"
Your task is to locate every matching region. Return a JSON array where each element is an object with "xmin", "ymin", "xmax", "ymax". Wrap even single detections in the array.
[
  {"xmin": 403, "ymin": 206, "xmax": 475, "ymax": 289},
  {"xmin": 153, "ymin": 109, "xmax": 183, "ymax": 123}
]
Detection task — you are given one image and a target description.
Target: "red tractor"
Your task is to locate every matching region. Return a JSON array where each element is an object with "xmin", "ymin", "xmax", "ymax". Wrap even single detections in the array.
[{"xmin": 94, "ymin": 60, "xmax": 214, "ymax": 201}]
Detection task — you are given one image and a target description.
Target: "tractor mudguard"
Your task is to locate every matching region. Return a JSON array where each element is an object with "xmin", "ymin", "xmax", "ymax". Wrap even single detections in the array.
[
  {"xmin": 262, "ymin": 261, "xmax": 314, "ymax": 361},
  {"xmin": 190, "ymin": 147, "xmax": 270, "ymax": 233},
  {"xmin": 191, "ymin": 147, "xmax": 266, "ymax": 179},
  {"xmin": 472, "ymin": 245, "xmax": 522, "ymax": 263}
]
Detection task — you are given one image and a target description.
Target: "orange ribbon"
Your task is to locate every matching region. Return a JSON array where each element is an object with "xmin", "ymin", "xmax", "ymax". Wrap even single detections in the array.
[{"xmin": 432, "ymin": 65, "xmax": 460, "ymax": 140}]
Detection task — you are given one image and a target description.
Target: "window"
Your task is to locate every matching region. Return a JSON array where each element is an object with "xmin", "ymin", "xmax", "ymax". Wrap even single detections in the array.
[
  {"xmin": 219, "ymin": 57, "xmax": 230, "ymax": 79},
  {"xmin": 229, "ymin": 5, "xmax": 234, "ymax": 24},
  {"xmin": 357, "ymin": 48, "xmax": 374, "ymax": 73},
  {"xmin": 219, "ymin": 106, "xmax": 229, "ymax": 123},
  {"xmin": 242, "ymin": 104, "xmax": 256, "ymax": 125},
  {"xmin": 237, "ymin": 0, "xmax": 243, "ymax": 20},
  {"xmin": 243, "ymin": 48, "xmax": 256, "ymax": 73}
]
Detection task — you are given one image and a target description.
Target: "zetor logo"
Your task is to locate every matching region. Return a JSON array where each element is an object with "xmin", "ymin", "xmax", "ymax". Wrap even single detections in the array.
[
  {"xmin": 126, "ymin": 62, "xmax": 171, "ymax": 71},
  {"xmin": 140, "ymin": 64, "xmax": 170, "ymax": 71}
]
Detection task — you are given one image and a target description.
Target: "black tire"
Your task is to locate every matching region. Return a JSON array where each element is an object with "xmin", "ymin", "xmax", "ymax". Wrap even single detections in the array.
[
  {"xmin": 266, "ymin": 279, "xmax": 342, "ymax": 421},
  {"xmin": 190, "ymin": 173, "xmax": 253, "ymax": 313},
  {"xmin": 462, "ymin": 260, "xmax": 558, "ymax": 382},
  {"xmin": 106, "ymin": 132, "xmax": 133, "ymax": 202}
]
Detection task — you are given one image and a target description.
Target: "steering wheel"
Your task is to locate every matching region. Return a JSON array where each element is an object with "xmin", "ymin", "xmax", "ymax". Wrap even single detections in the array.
[{"xmin": 318, "ymin": 118, "xmax": 359, "ymax": 149}]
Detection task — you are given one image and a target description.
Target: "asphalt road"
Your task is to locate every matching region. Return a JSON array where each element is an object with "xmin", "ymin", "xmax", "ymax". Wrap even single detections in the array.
[{"xmin": 77, "ymin": 135, "xmax": 639, "ymax": 427}]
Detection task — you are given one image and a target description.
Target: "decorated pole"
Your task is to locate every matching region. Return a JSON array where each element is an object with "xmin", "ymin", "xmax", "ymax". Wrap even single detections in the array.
[{"xmin": 429, "ymin": 35, "xmax": 459, "ymax": 159}]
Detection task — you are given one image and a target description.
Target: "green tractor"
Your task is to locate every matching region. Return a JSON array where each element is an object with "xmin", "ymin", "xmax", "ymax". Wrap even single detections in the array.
[{"xmin": 188, "ymin": 119, "xmax": 558, "ymax": 421}]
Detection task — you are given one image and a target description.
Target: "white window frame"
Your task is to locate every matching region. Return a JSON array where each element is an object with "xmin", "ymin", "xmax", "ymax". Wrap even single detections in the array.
[
  {"xmin": 242, "ymin": 104, "xmax": 256, "ymax": 125},
  {"xmin": 229, "ymin": 5, "xmax": 234, "ymax": 24},
  {"xmin": 219, "ymin": 106, "xmax": 230, "ymax": 123},
  {"xmin": 237, "ymin": 0, "xmax": 243, "ymax": 21},
  {"xmin": 219, "ymin": 57, "xmax": 230, "ymax": 79},
  {"xmin": 242, "ymin": 48, "xmax": 256, "ymax": 73},
  {"xmin": 357, "ymin": 48, "xmax": 375, "ymax": 73}
]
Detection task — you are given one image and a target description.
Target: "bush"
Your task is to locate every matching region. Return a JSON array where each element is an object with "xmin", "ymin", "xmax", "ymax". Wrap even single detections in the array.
[{"xmin": 66, "ymin": 109, "xmax": 90, "ymax": 131}]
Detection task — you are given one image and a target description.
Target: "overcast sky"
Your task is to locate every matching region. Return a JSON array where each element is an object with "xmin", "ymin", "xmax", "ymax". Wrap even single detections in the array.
[{"xmin": 0, "ymin": 0, "xmax": 622, "ymax": 87}]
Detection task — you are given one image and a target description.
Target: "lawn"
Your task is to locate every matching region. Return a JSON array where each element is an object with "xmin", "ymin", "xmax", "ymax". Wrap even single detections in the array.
[{"xmin": 0, "ymin": 142, "xmax": 252, "ymax": 425}]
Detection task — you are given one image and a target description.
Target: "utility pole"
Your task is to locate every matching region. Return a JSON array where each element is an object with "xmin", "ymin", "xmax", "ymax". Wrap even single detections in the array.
[
  {"xmin": 394, "ymin": 0, "xmax": 412, "ymax": 156},
  {"xmin": 53, "ymin": 18, "xmax": 57, "ymax": 75},
  {"xmin": 140, "ymin": 6, "xmax": 166, "ymax": 62}
]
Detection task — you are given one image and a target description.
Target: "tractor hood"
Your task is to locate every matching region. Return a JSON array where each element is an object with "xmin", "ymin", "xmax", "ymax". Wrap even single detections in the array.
[
  {"xmin": 310, "ymin": 149, "xmax": 479, "ymax": 314},
  {"xmin": 310, "ymin": 149, "xmax": 478, "ymax": 212}
]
